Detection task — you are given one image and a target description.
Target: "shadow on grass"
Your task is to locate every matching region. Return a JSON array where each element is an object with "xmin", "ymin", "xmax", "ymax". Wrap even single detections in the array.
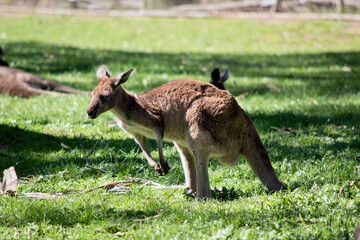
[
  {"xmin": 0, "ymin": 124, "xmax": 153, "ymax": 177},
  {"xmin": 4, "ymin": 42, "xmax": 359, "ymax": 122},
  {"xmin": 1, "ymin": 199, "xmax": 161, "ymax": 228},
  {"xmin": 251, "ymin": 104, "xmax": 360, "ymax": 128},
  {"xmin": 4, "ymin": 41, "xmax": 360, "ymax": 96}
]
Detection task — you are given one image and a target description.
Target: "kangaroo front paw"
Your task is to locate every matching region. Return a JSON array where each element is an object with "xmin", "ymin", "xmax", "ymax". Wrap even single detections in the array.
[
  {"xmin": 154, "ymin": 165, "xmax": 164, "ymax": 176},
  {"xmin": 161, "ymin": 162, "xmax": 171, "ymax": 175}
]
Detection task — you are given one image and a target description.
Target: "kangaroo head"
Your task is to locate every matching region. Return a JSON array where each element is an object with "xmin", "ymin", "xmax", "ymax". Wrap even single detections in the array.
[
  {"xmin": 87, "ymin": 65, "xmax": 133, "ymax": 119},
  {"xmin": 210, "ymin": 68, "xmax": 230, "ymax": 90}
]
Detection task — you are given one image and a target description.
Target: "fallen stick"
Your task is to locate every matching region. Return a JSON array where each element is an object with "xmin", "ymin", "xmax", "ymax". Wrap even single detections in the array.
[
  {"xmin": 283, "ymin": 127, "xmax": 297, "ymax": 135},
  {"xmin": 22, "ymin": 177, "xmax": 182, "ymax": 199},
  {"xmin": 124, "ymin": 176, "xmax": 183, "ymax": 189},
  {"xmin": 81, "ymin": 180, "xmax": 132, "ymax": 193},
  {"xmin": 339, "ymin": 181, "xmax": 360, "ymax": 196},
  {"xmin": 23, "ymin": 192, "xmax": 57, "ymax": 199},
  {"xmin": 270, "ymin": 126, "xmax": 297, "ymax": 135},
  {"xmin": 61, "ymin": 142, "xmax": 71, "ymax": 149},
  {"xmin": 85, "ymin": 139, "xmax": 100, "ymax": 164},
  {"xmin": 23, "ymin": 180, "xmax": 133, "ymax": 199},
  {"xmin": 86, "ymin": 165, "xmax": 107, "ymax": 173},
  {"xmin": 84, "ymin": 139, "xmax": 108, "ymax": 173},
  {"xmin": 126, "ymin": 176, "xmax": 166, "ymax": 188},
  {"xmin": 23, "ymin": 189, "xmax": 81, "ymax": 199},
  {"xmin": 235, "ymin": 92, "xmax": 249, "ymax": 99}
]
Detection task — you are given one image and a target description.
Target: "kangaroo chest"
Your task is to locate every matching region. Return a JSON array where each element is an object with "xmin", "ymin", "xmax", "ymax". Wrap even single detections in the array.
[
  {"xmin": 112, "ymin": 110, "xmax": 186, "ymax": 144},
  {"xmin": 113, "ymin": 113, "xmax": 154, "ymax": 138}
]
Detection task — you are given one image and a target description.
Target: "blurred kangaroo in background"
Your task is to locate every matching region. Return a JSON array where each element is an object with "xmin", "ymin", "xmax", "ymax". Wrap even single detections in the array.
[
  {"xmin": 210, "ymin": 68, "xmax": 230, "ymax": 90},
  {"xmin": 0, "ymin": 66, "xmax": 88, "ymax": 98},
  {"xmin": 87, "ymin": 65, "xmax": 287, "ymax": 199}
]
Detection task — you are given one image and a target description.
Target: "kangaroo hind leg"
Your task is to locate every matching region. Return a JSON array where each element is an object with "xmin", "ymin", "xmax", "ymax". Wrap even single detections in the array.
[{"xmin": 193, "ymin": 151, "xmax": 211, "ymax": 200}]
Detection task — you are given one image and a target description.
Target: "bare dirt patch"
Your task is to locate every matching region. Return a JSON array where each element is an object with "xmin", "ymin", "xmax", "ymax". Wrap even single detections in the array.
[{"xmin": 346, "ymin": 22, "xmax": 360, "ymax": 34}]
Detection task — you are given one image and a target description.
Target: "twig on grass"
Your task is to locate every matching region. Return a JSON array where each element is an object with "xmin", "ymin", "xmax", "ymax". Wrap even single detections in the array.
[
  {"xmin": 338, "ymin": 181, "xmax": 360, "ymax": 196},
  {"xmin": 23, "ymin": 180, "xmax": 133, "ymax": 199},
  {"xmin": 126, "ymin": 176, "xmax": 166, "ymax": 188},
  {"xmin": 85, "ymin": 139, "xmax": 100, "ymax": 164},
  {"xmin": 60, "ymin": 142, "xmax": 71, "ymax": 149},
  {"xmin": 283, "ymin": 127, "xmax": 297, "ymax": 135},
  {"xmin": 22, "ymin": 177, "xmax": 174, "ymax": 199},
  {"xmin": 84, "ymin": 139, "xmax": 108, "ymax": 173},
  {"xmin": 235, "ymin": 92, "xmax": 249, "ymax": 99},
  {"xmin": 270, "ymin": 126, "xmax": 297, "ymax": 135},
  {"xmin": 86, "ymin": 165, "xmax": 107, "ymax": 173},
  {"xmin": 23, "ymin": 192, "xmax": 59, "ymax": 199},
  {"xmin": 125, "ymin": 176, "xmax": 184, "ymax": 189},
  {"xmin": 81, "ymin": 180, "xmax": 132, "ymax": 193}
]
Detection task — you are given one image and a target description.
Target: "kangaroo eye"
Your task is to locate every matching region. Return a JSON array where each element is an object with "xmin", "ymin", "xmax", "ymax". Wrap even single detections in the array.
[{"xmin": 100, "ymin": 95, "xmax": 109, "ymax": 101}]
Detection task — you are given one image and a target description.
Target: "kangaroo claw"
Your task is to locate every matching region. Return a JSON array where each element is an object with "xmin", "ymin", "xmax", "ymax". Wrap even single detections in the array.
[
  {"xmin": 161, "ymin": 162, "xmax": 171, "ymax": 175},
  {"xmin": 154, "ymin": 165, "xmax": 164, "ymax": 176}
]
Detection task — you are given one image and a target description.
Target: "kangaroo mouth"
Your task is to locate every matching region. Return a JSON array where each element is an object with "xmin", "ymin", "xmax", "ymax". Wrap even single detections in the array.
[
  {"xmin": 87, "ymin": 114, "xmax": 98, "ymax": 119},
  {"xmin": 87, "ymin": 109, "xmax": 99, "ymax": 119}
]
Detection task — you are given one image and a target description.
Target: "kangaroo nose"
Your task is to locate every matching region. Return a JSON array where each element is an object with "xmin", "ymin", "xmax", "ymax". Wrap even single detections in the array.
[{"xmin": 87, "ymin": 108, "xmax": 97, "ymax": 119}]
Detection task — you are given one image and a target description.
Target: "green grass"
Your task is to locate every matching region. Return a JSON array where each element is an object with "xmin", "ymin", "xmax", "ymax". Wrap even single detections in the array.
[{"xmin": 0, "ymin": 15, "xmax": 360, "ymax": 239}]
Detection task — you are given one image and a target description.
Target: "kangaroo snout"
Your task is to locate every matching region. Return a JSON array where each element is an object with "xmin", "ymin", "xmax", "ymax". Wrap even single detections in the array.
[{"xmin": 87, "ymin": 107, "xmax": 99, "ymax": 119}]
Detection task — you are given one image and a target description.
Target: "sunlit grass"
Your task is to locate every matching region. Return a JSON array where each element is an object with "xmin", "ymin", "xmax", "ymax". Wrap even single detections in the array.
[{"xmin": 0, "ymin": 15, "xmax": 359, "ymax": 239}]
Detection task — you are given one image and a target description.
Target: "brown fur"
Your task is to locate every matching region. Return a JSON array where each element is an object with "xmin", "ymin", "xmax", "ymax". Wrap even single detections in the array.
[
  {"xmin": 87, "ymin": 65, "xmax": 287, "ymax": 199},
  {"xmin": 356, "ymin": 226, "xmax": 360, "ymax": 240},
  {"xmin": 0, "ymin": 66, "xmax": 88, "ymax": 98}
]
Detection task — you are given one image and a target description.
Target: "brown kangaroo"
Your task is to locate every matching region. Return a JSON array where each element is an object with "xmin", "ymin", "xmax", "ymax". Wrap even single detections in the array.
[
  {"xmin": 87, "ymin": 65, "xmax": 287, "ymax": 199},
  {"xmin": 0, "ymin": 66, "xmax": 88, "ymax": 98}
]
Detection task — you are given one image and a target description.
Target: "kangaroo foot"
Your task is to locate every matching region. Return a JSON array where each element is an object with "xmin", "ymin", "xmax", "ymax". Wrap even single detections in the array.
[{"xmin": 160, "ymin": 161, "xmax": 171, "ymax": 175}]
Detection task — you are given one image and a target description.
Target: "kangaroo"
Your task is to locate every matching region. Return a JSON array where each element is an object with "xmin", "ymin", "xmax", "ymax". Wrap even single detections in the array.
[
  {"xmin": 0, "ymin": 66, "xmax": 88, "ymax": 98},
  {"xmin": 87, "ymin": 65, "xmax": 287, "ymax": 199},
  {"xmin": 210, "ymin": 68, "xmax": 230, "ymax": 90}
]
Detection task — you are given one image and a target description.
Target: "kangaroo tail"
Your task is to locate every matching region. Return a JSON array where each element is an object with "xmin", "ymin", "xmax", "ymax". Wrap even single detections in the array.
[{"xmin": 242, "ymin": 126, "xmax": 287, "ymax": 191}]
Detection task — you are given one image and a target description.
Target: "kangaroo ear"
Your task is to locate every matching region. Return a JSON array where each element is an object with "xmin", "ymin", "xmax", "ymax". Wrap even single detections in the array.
[
  {"xmin": 211, "ymin": 68, "xmax": 220, "ymax": 84},
  {"xmin": 113, "ymin": 68, "xmax": 134, "ymax": 87},
  {"xmin": 97, "ymin": 65, "xmax": 110, "ymax": 80},
  {"xmin": 220, "ymin": 68, "xmax": 230, "ymax": 82}
]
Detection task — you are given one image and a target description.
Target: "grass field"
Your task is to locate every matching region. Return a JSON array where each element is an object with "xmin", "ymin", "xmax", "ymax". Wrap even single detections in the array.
[{"xmin": 0, "ymin": 15, "xmax": 360, "ymax": 239}]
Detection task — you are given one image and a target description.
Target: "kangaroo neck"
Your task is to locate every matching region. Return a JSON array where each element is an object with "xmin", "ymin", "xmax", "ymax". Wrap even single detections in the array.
[{"xmin": 112, "ymin": 88, "xmax": 149, "ymax": 122}]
